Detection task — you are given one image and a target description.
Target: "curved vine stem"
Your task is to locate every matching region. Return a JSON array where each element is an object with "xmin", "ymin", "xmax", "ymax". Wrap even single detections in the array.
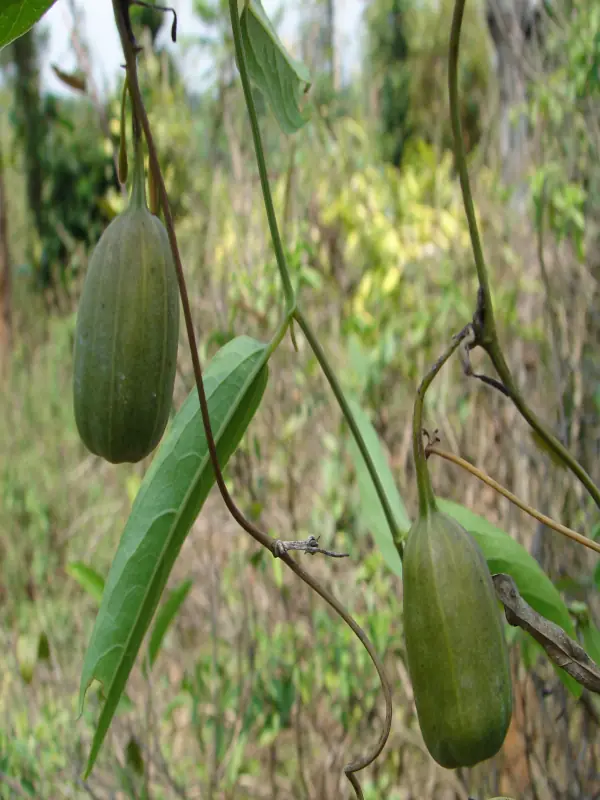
[
  {"xmin": 113, "ymin": 0, "xmax": 279, "ymax": 558},
  {"xmin": 412, "ymin": 326, "xmax": 471, "ymax": 517},
  {"xmin": 226, "ymin": 0, "xmax": 406, "ymax": 566},
  {"xmin": 285, "ymin": 557, "xmax": 392, "ymax": 800},
  {"xmin": 449, "ymin": 0, "xmax": 600, "ymax": 510},
  {"xmin": 228, "ymin": 0, "xmax": 295, "ymax": 315},
  {"xmin": 294, "ymin": 308, "xmax": 406, "ymax": 558},
  {"xmin": 112, "ymin": 3, "xmax": 393, "ymax": 794}
]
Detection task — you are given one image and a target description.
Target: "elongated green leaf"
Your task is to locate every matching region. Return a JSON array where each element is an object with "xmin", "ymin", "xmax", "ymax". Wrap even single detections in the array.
[
  {"xmin": 438, "ymin": 498, "xmax": 575, "ymax": 637},
  {"xmin": 144, "ymin": 578, "xmax": 192, "ymax": 675},
  {"xmin": 240, "ymin": 0, "xmax": 311, "ymax": 134},
  {"xmin": 519, "ymin": 632, "xmax": 582, "ymax": 698},
  {"xmin": 593, "ymin": 556, "xmax": 600, "ymax": 589},
  {"xmin": 79, "ymin": 336, "xmax": 269, "ymax": 777},
  {"xmin": 0, "ymin": 0, "xmax": 57, "ymax": 51},
  {"xmin": 346, "ymin": 397, "xmax": 409, "ymax": 577},
  {"xmin": 67, "ymin": 562, "xmax": 105, "ymax": 605},
  {"xmin": 581, "ymin": 618, "xmax": 600, "ymax": 665}
]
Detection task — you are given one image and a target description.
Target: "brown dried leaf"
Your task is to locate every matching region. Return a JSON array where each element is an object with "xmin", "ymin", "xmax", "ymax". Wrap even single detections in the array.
[
  {"xmin": 493, "ymin": 572, "xmax": 600, "ymax": 694},
  {"xmin": 51, "ymin": 64, "xmax": 87, "ymax": 93}
]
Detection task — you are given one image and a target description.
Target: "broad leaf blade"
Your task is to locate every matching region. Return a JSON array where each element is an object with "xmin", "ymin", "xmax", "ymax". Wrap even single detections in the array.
[
  {"xmin": 79, "ymin": 336, "xmax": 269, "ymax": 777},
  {"xmin": 145, "ymin": 578, "xmax": 192, "ymax": 674},
  {"xmin": 438, "ymin": 499, "xmax": 575, "ymax": 636},
  {"xmin": 240, "ymin": 0, "xmax": 311, "ymax": 134},
  {"xmin": 67, "ymin": 562, "xmax": 105, "ymax": 605},
  {"xmin": 581, "ymin": 619, "xmax": 600, "ymax": 666},
  {"xmin": 520, "ymin": 633, "xmax": 583, "ymax": 698},
  {"xmin": 0, "ymin": 0, "xmax": 57, "ymax": 51},
  {"xmin": 346, "ymin": 397, "xmax": 409, "ymax": 577}
]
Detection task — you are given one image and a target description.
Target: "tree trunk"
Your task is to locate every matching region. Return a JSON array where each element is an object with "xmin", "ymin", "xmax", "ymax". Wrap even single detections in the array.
[
  {"xmin": 0, "ymin": 145, "xmax": 12, "ymax": 375},
  {"xmin": 301, "ymin": 0, "xmax": 337, "ymax": 90},
  {"xmin": 324, "ymin": 0, "xmax": 337, "ymax": 89},
  {"xmin": 12, "ymin": 30, "xmax": 46, "ymax": 279},
  {"xmin": 486, "ymin": 0, "xmax": 540, "ymax": 209}
]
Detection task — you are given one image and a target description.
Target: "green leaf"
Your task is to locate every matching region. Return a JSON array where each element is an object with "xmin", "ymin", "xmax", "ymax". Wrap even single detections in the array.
[
  {"xmin": 593, "ymin": 556, "xmax": 600, "ymax": 589},
  {"xmin": 125, "ymin": 736, "xmax": 144, "ymax": 776},
  {"xmin": 346, "ymin": 397, "xmax": 409, "ymax": 578},
  {"xmin": 438, "ymin": 499, "xmax": 575, "ymax": 636},
  {"xmin": 520, "ymin": 633, "xmax": 582, "ymax": 699},
  {"xmin": 144, "ymin": 578, "xmax": 193, "ymax": 675},
  {"xmin": 580, "ymin": 619, "xmax": 600, "ymax": 666},
  {"xmin": 37, "ymin": 631, "xmax": 50, "ymax": 661},
  {"xmin": 67, "ymin": 561, "xmax": 105, "ymax": 605},
  {"xmin": 0, "ymin": 0, "xmax": 57, "ymax": 51},
  {"xmin": 79, "ymin": 336, "xmax": 269, "ymax": 778},
  {"xmin": 240, "ymin": 0, "xmax": 311, "ymax": 134}
]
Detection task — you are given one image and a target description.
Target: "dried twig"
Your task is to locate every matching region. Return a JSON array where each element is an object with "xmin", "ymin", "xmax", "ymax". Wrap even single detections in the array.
[
  {"xmin": 493, "ymin": 573, "xmax": 600, "ymax": 694},
  {"xmin": 427, "ymin": 444, "xmax": 600, "ymax": 556},
  {"xmin": 273, "ymin": 535, "xmax": 349, "ymax": 559}
]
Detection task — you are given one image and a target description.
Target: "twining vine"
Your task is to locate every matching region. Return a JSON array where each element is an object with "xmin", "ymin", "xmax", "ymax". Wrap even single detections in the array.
[
  {"xmin": 112, "ymin": 0, "xmax": 393, "ymax": 795},
  {"xmin": 104, "ymin": 0, "xmax": 600, "ymax": 791},
  {"xmin": 448, "ymin": 0, "xmax": 600, "ymax": 511},
  {"xmin": 5, "ymin": 0, "xmax": 598, "ymax": 794}
]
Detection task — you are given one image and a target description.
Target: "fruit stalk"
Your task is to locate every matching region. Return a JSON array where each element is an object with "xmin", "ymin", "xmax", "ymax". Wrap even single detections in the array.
[
  {"xmin": 412, "ymin": 327, "xmax": 470, "ymax": 516},
  {"xmin": 404, "ymin": 326, "xmax": 512, "ymax": 769}
]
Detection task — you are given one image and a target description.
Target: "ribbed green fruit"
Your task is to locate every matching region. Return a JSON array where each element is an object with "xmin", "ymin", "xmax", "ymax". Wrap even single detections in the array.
[
  {"xmin": 73, "ymin": 143, "xmax": 179, "ymax": 464},
  {"xmin": 403, "ymin": 509, "xmax": 512, "ymax": 769}
]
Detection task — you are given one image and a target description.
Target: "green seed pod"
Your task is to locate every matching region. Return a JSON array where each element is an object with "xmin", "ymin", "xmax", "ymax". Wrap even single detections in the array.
[
  {"xmin": 73, "ymin": 136, "xmax": 179, "ymax": 464},
  {"xmin": 403, "ymin": 508, "xmax": 512, "ymax": 769}
]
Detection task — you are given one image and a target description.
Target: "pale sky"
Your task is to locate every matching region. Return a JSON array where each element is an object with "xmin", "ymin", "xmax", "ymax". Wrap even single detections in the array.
[{"xmin": 40, "ymin": 0, "xmax": 362, "ymax": 96}]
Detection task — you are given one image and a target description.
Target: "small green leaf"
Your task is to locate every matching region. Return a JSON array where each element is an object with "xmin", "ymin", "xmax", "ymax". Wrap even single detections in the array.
[
  {"xmin": 79, "ymin": 336, "xmax": 269, "ymax": 778},
  {"xmin": 125, "ymin": 736, "xmax": 144, "ymax": 776},
  {"xmin": 0, "ymin": 0, "xmax": 58, "ymax": 51},
  {"xmin": 438, "ymin": 500, "xmax": 575, "ymax": 636},
  {"xmin": 144, "ymin": 579, "xmax": 192, "ymax": 675},
  {"xmin": 67, "ymin": 561, "xmax": 105, "ymax": 605},
  {"xmin": 240, "ymin": 0, "xmax": 311, "ymax": 134},
  {"xmin": 37, "ymin": 631, "xmax": 50, "ymax": 661},
  {"xmin": 346, "ymin": 397, "xmax": 409, "ymax": 577}
]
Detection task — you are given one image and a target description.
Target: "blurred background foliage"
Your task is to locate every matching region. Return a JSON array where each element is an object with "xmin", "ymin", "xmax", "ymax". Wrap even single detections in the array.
[{"xmin": 2, "ymin": 0, "xmax": 600, "ymax": 797}]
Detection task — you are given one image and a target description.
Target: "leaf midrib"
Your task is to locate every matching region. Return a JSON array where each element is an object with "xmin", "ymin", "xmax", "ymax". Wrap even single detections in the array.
[{"xmin": 83, "ymin": 344, "xmax": 267, "ymax": 774}]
